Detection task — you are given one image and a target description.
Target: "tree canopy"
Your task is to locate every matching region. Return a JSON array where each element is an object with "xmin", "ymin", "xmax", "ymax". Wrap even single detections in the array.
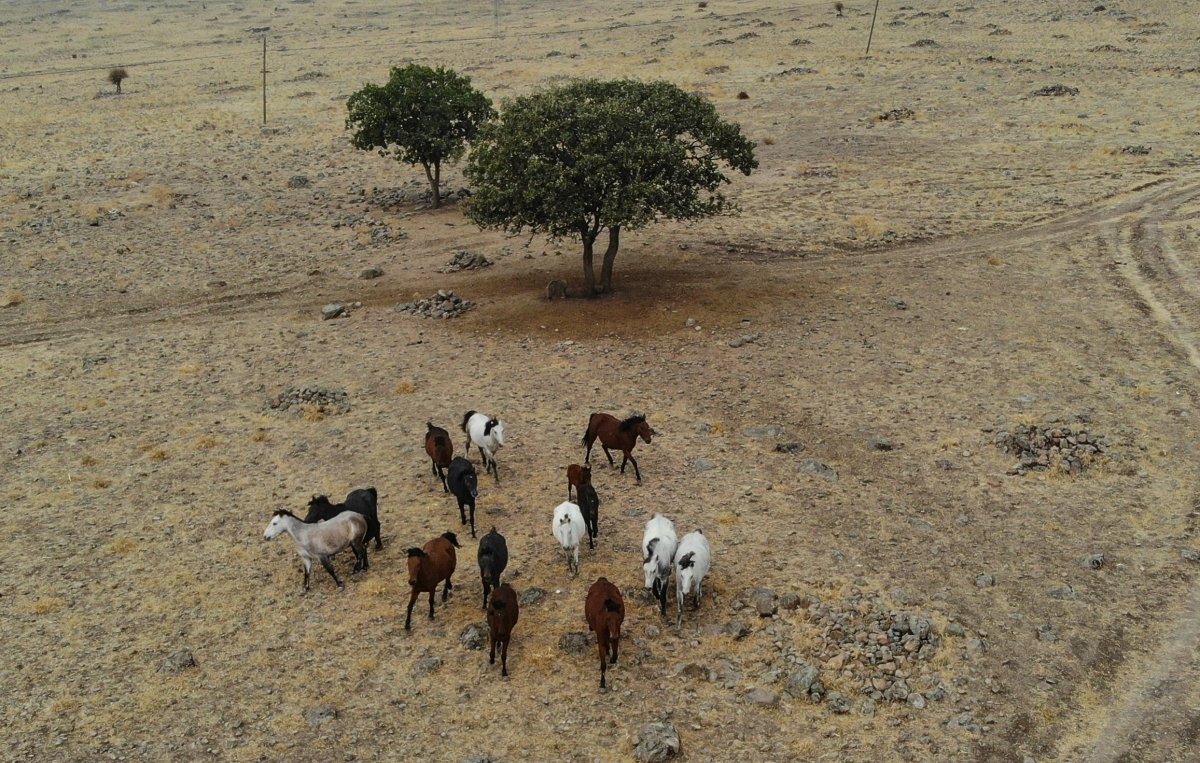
[
  {"xmin": 465, "ymin": 78, "xmax": 757, "ymax": 293},
  {"xmin": 346, "ymin": 64, "xmax": 494, "ymax": 208}
]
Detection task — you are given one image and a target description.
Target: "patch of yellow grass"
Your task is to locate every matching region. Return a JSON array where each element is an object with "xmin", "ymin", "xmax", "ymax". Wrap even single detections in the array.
[
  {"xmin": 849, "ymin": 215, "xmax": 889, "ymax": 238},
  {"xmin": 395, "ymin": 381, "xmax": 417, "ymax": 395},
  {"xmin": 1, "ymin": 288, "xmax": 25, "ymax": 307},
  {"xmin": 707, "ymin": 420, "xmax": 725, "ymax": 434},
  {"xmin": 110, "ymin": 537, "xmax": 136, "ymax": 554},
  {"xmin": 251, "ymin": 429, "xmax": 269, "ymax": 442},
  {"xmin": 717, "ymin": 511, "xmax": 738, "ymax": 525},
  {"xmin": 196, "ymin": 435, "xmax": 219, "ymax": 449},
  {"xmin": 987, "ymin": 255, "xmax": 1004, "ymax": 266},
  {"xmin": 177, "ymin": 363, "xmax": 203, "ymax": 374},
  {"xmin": 27, "ymin": 597, "xmax": 67, "ymax": 614},
  {"xmin": 80, "ymin": 454, "xmax": 98, "ymax": 466},
  {"xmin": 148, "ymin": 448, "xmax": 169, "ymax": 461},
  {"xmin": 92, "ymin": 477, "xmax": 112, "ymax": 489},
  {"xmin": 48, "ymin": 696, "xmax": 81, "ymax": 716},
  {"xmin": 302, "ymin": 404, "xmax": 325, "ymax": 422}
]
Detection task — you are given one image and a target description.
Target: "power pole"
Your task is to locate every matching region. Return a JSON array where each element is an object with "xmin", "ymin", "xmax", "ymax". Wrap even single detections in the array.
[{"xmin": 865, "ymin": 0, "xmax": 881, "ymax": 57}]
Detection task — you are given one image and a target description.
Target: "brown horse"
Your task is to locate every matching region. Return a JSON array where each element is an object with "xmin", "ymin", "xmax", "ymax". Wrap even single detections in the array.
[{"xmin": 581, "ymin": 413, "xmax": 656, "ymax": 482}]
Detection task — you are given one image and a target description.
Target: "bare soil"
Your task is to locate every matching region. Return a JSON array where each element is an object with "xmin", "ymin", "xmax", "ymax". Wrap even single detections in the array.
[{"xmin": 2, "ymin": 1, "xmax": 1199, "ymax": 761}]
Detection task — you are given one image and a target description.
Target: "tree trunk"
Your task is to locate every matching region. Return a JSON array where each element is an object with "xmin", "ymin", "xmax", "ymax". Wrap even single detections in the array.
[
  {"xmin": 424, "ymin": 161, "xmax": 441, "ymax": 208},
  {"xmin": 599, "ymin": 226, "xmax": 620, "ymax": 293},
  {"xmin": 581, "ymin": 234, "xmax": 597, "ymax": 295}
]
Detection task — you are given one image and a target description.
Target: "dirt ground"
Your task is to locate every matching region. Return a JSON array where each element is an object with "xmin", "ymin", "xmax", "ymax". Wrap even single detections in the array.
[{"xmin": 2, "ymin": 1, "xmax": 1199, "ymax": 761}]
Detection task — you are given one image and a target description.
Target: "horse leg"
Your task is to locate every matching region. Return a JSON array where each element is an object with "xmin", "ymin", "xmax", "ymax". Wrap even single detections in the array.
[
  {"xmin": 405, "ymin": 587, "xmax": 418, "ymax": 630},
  {"xmin": 598, "ymin": 643, "xmax": 608, "ymax": 689},
  {"xmin": 428, "ymin": 589, "xmax": 436, "ymax": 620},
  {"xmin": 469, "ymin": 501, "xmax": 477, "ymax": 538},
  {"xmin": 489, "ymin": 630, "xmax": 497, "ymax": 665},
  {"xmin": 372, "ymin": 520, "xmax": 382, "ymax": 551},
  {"xmin": 500, "ymin": 636, "xmax": 509, "ymax": 677},
  {"xmin": 352, "ymin": 540, "xmax": 367, "ymax": 572},
  {"xmin": 458, "ymin": 498, "xmax": 468, "ymax": 527},
  {"xmin": 610, "ymin": 634, "xmax": 619, "ymax": 665},
  {"xmin": 629, "ymin": 453, "xmax": 642, "ymax": 482},
  {"xmin": 301, "ymin": 557, "xmax": 311, "ymax": 593},
  {"xmin": 482, "ymin": 579, "xmax": 490, "ymax": 610},
  {"xmin": 320, "ymin": 556, "xmax": 344, "ymax": 588},
  {"xmin": 583, "ymin": 436, "xmax": 594, "ymax": 465},
  {"xmin": 601, "ymin": 444, "xmax": 615, "ymax": 467},
  {"xmin": 443, "ymin": 575, "xmax": 453, "ymax": 602},
  {"xmin": 438, "ymin": 466, "xmax": 448, "ymax": 493}
]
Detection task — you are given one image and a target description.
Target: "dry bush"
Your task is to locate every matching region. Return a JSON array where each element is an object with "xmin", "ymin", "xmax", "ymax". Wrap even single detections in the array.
[
  {"xmin": 1, "ymin": 288, "xmax": 24, "ymax": 308},
  {"xmin": 251, "ymin": 429, "xmax": 269, "ymax": 442},
  {"xmin": 92, "ymin": 477, "xmax": 112, "ymax": 489},
  {"xmin": 302, "ymin": 404, "xmax": 325, "ymax": 422},
  {"xmin": 108, "ymin": 67, "xmax": 128, "ymax": 94},
  {"xmin": 196, "ymin": 435, "xmax": 219, "ymax": 449},
  {"xmin": 109, "ymin": 537, "xmax": 136, "ymax": 554},
  {"xmin": 395, "ymin": 381, "xmax": 417, "ymax": 395},
  {"xmin": 148, "ymin": 448, "xmax": 169, "ymax": 461}
]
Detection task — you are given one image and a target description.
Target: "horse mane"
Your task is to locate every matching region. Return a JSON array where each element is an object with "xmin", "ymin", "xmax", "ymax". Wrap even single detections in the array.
[
  {"xmin": 406, "ymin": 547, "xmax": 427, "ymax": 558},
  {"xmin": 604, "ymin": 598, "xmax": 622, "ymax": 613},
  {"xmin": 441, "ymin": 531, "xmax": 461, "ymax": 547},
  {"xmin": 678, "ymin": 551, "xmax": 695, "ymax": 570},
  {"xmin": 490, "ymin": 599, "xmax": 507, "ymax": 611},
  {"xmin": 273, "ymin": 508, "xmax": 297, "ymax": 518},
  {"xmin": 460, "ymin": 410, "xmax": 476, "ymax": 433},
  {"xmin": 619, "ymin": 414, "xmax": 647, "ymax": 432}
]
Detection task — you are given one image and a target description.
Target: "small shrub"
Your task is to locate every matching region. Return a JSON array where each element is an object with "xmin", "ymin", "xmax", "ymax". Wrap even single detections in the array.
[
  {"xmin": 835, "ymin": 2, "xmax": 845, "ymax": 16},
  {"xmin": 108, "ymin": 67, "xmax": 129, "ymax": 94},
  {"xmin": 1, "ymin": 288, "xmax": 24, "ymax": 308}
]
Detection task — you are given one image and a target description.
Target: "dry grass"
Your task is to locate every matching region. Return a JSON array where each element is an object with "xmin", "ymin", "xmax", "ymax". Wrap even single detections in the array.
[{"xmin": 1, "ymin": 288, "xmax": 24, "ymax": 308}]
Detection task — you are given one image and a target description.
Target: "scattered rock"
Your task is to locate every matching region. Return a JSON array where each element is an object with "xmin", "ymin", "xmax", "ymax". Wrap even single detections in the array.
[
  {"xmin": 1037, "ymin": 624, "xmax": 1059, "ymax": 642},
  {"xmin": 728, "ymin": 332, "xmax": 762, "ymax": 348},
  {"xmin": 975, "ymin": 573, "xmax": 995, "ymax": 588},
  {"xmin": 520, "ymin": 587, "xmax": 547, "ymax": 606},
  {"xmin": 267, "ymin": 386, "xmax": 351, "ymax": 416},
  {"xmin": 1120, "ymin": 145, "xmax": 1151, "ymax": 155},
  {"xmin": 359, "ymin": 267, "xmax": 384, "ymax": 280},
  {"xmin": 305, "ymin": 705, "xmax": 337, "ymax": 725},
  {"xmin": 774, "ymin": 441, "xmax": 805, "ymax": 454},
  {"xmin": 885, "ymin": 297, "xmax": 908, "ymax": 309},
  {"xmin": 412, "ymin": 656, "xmax": 443, "ymax": 676},
  {"xmin": 745, "ymin": 688, "xmax": 779, "ymax": 706},
  {"xmin": 1033, "ymin": 84, "xmax": 1079, "ymax": 96},
  {"xmin": 287, "ymin": 175, "xmax": 310, "ymax": 188},
  {"xmin": 825, "ymin": 691, "xmax": 852, "ymax": 713},
  {"xmin": 441, "ymin": 249, "xmax": 492, "ymax": 273},
  {"xmin": 1183, "ymin": 549, "xmax": 1200, "ymax": 563},
  {"xmin": 559, "ymin": 632, "xmax": 591, "ymax": 655},
  {"xmin": 633, "ymin": 721, "xmax": 681, "ymax": 763},
  {"xmin": 158, "ymin": 649, "xmax": 197, "ymax": 673},
  {"xmin": 1083, "ymin": 553, "xmax": 1105, "ymax": 570},
  {"xmin": 689, "ymin": 457, "xmax": 715, "ymax": 473},
  {"xmin": 321, "ymin": 303, "xmax": 346, "ymax": 320},
  {"xmin": 868, "ymin": 436, "xmax": 894, "ymax": 452},
  {"xmin": 786, "ymin": 664, "xmax": 821, "ymax": 696},
  {"xmin": 460, "ymin": 623, "xmax": 486, "ymax": 651},
  {"xmin": 798, "ymin": 459, "xmax": 838, "ymax": 482},
  {"xmin": 394, "ymin": 290, "xmax": 476, "ymax": 319},
  {"xmin": 743, "ymin": 425, "xmax": 783, "ymax": 438},
  {"xmin": 910, "ymin": 39, "xmax": 939, "ymax": 47},
  {"xmin": 725, "ymin": 620, "xmax": 752, "ymax": 639},
  {"xmin": 907, "ymin": 692, "xmax": 927, "ymax": 709},
  {"xmin": 749, "ymin": 588, "xmax": 778, "ymax": 617},
  {"xmin": 779, "ymin": 592, "xmax": 806, "ymax": 610},
  {"xmin": 877, "ymin": 108, "xmax": 915, "ymax": 122}
]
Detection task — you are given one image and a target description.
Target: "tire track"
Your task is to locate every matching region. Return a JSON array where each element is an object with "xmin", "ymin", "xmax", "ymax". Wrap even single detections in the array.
[{"xmin": 1072, "ymin": 175, "xmax": 1200, "ymax": 762}]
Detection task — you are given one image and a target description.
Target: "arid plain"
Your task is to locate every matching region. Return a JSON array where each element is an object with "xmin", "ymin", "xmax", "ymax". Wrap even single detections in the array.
[{"xmin": 2, "ymin": 1, "xmax": 1199, "ymax": 761}]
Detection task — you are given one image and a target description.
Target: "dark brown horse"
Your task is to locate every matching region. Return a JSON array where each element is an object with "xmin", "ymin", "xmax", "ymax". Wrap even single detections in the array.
[{"xmin": 582, "ymin": 413, "xmax": 656, "ymax": 482}]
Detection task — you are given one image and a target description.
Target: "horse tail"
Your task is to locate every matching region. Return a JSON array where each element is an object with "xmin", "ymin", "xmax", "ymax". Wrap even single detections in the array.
[
  {"xmin": 461, "ymin": 410, "xmax": 475, "ymax": 434},
  {"xmin": 582, "ymin": 412, "xmax": 599, "ymax": 446}
]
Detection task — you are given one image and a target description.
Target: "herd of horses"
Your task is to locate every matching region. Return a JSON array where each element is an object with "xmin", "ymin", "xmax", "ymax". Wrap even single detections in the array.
[{"xmin": 262, "ymin": 410, "xmax": 713, "ymax": 687}]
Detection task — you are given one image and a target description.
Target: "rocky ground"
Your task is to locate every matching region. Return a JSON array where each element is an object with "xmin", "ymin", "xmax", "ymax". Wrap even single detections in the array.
[{"xmin": 1, "ymin": 1, "xmax": 1199, "ymax": 762}]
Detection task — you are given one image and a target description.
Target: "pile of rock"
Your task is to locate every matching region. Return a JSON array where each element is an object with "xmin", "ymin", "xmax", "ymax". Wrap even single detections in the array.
[
  {"xmin": 440, "ymin": 250, "xmax": 491, "ymax": 273},
  {"xmin": 267, "ymin": 386, "xmax": 351, "ymax": 415},
  {"xmin": 796, "ymin": 593, "xmax": 947, "ymax": 709},
  {"xmin": 393, "ymin": 290, "xmax": 475, "ymax": 319},
  {"xmin": 994, "ymin": 422, "xmax": 1109, "ymax": 475}
]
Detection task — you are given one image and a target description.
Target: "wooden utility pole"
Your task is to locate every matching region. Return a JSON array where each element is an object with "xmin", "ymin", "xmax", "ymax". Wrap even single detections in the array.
[
  {"xmin": 260, "ymin": 34, "xmax": 267, "ymax": 123},
  {"xmin": 865, "ymin": 0, "xmax": 881, "ymax": 56}
]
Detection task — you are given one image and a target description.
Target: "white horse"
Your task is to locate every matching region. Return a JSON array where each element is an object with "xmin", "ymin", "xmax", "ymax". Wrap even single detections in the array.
[
  {"xmin": 461, "ymin": 410, "xmax": 505, "ymax": 483},
  {"xmin": 674, "ymin": 530, "xmax": 712, "ymax": 627},
  {"xmin": 552, "ymin": 501, "xmax": 585, "ymax": 577},
  {"xmin": 263, "ymin": 509, "xmax": 367, "ymax": 592},
  {"xmin": 642, "ymin": 513, "xmax": 678, "ymax": 616}
]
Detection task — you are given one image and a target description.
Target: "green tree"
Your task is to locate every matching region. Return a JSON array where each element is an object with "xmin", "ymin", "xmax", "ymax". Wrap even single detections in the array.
[
  {"xmin": 346, "ymin": 64, "xmax": 494, "ymax": 208},
  {"xmin": 465, "ymin": 79, "xmax": 757, "ymax": 294}
]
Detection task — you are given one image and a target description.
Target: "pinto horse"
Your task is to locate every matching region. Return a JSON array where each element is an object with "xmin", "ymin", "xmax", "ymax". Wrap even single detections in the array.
[{"xmin": 581, "ymin": 413, "xmax": 656, "ymax": 482}]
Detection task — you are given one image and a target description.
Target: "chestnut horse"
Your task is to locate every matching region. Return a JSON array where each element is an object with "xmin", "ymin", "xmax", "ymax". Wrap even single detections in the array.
[{"xmin": 581, "ymin": 413, "xmax": 656, "ymax": 482}]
